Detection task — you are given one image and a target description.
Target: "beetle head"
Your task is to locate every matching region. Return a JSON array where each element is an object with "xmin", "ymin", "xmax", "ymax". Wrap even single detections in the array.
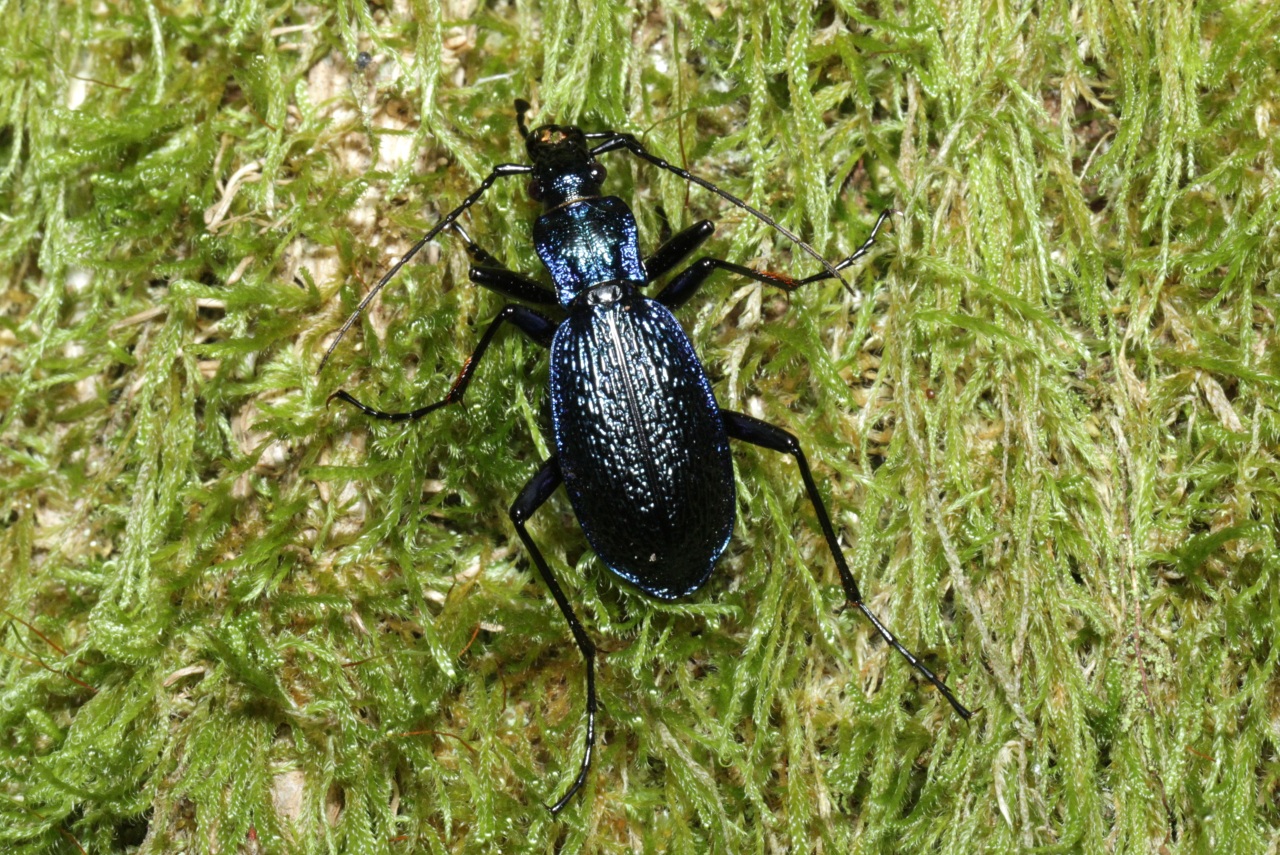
[{"xmin": 515, "ymin": 100, "xmax": 607, "ymax": 209}]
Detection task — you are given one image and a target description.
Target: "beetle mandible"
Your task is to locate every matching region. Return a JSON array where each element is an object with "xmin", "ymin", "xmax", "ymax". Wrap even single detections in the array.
[{"xmin": 322, "ymin": 99, "xmax": 971, "ymax": 814}]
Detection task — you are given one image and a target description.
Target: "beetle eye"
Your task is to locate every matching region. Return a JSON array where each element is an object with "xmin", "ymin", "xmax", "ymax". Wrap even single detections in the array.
[
  {"xmin": 527, "ymin": 179, "xmax": 544, "ymax": 201},
  {"xmin": 588, "ymin": 163, "xmax": 607, "ymax": 184}
]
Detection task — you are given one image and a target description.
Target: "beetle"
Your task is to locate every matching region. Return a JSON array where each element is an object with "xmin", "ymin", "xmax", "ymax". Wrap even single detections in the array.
[{"xmin": 322, "ymin": 100, "xmax": 971, "ymax": 813}]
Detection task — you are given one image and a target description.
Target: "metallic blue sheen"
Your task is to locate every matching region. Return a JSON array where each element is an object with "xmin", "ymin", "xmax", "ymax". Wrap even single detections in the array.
[
  {"xmin": 335, "ymin": 109, "xmax": 970, "ymax": 817},
  {"xmin": 549, "ymin": 284, "xmax": 735, "ymax": 599},
  {"xmin": 534, "ymin": 198, "xmax": 646, "ymax": 305}
]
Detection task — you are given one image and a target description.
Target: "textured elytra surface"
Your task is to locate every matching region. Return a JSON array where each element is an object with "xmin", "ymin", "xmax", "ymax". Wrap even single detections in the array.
[
  {"xmin": 4, "ymin": 0, "xmax": 1280, "ymax": 852},
  {"xmin": 551, "ymin": 288, "xmax": 734, "ymax": 600}
]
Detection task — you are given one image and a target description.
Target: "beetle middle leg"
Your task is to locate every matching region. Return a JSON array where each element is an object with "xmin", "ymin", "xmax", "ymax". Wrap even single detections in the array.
[
  {"xmin": 654, "ymin": 210, "xmax": 892, "ymax": 310},
  {"xmin": 508, "ymin": 456, "xmax": 598, "ymax": 815},
  {"xmin": 330, "ymin": 305, "xmax": 556, "ymax": 420},
  {"xmin": 720, "ymin": 409, "xmax": 972, "ymax": 719}
]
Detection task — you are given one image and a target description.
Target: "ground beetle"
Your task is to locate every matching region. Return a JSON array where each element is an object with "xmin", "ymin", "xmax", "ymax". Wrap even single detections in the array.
[{"xmin": 322, "ymin": 100, "xmax": 971, "ymax": 813}]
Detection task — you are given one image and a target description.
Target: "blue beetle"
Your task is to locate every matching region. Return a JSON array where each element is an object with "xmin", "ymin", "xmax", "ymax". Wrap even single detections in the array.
[{"xmin": 323, "ymin": 101, "xmax": 970, "ymax": 813}]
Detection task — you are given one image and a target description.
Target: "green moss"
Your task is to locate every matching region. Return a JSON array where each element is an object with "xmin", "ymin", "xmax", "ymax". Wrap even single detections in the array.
[{"xmin": 3, "ymin": 0, "xmax": 1279, "ymax": 852}]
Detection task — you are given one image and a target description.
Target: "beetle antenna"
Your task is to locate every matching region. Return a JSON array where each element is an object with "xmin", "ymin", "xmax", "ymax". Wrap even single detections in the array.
[
  {"xmin": 587, "ymin": 132, "xmax": 860, "ymax": 297},
  {"xmin": 318, "ymin": 161, "xmax": 532, "ymax": 373}
]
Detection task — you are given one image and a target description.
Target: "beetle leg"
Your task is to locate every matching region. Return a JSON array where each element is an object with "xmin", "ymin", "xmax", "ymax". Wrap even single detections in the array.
[
  {"xmin": 319, "ymin": 162, "xmax": 534, "ymax": 371},
  {"xmin": 451, "ymin": 222, "xmax": 559, "ymax": 306},
  {"xmin": 654, "ymin": 211, "xmax": 892, "ymax": 309},
  {"xmin": 720, "ymin": 409, "xmax": 973, "ymax": 720},
  {"xmin": 643, "ymin": 219, "xmax": 715, "ymax": 282},
  {"xmin": 585, "ymin": 131, "xmax": 851, "ymax": 291},
  {"xmin": 330, "ymin": 306, "xmax": 557, "ymax": 421},
  {"xmin": 781, "ymin": 209, "xmax": 892, "ymax": 287},
  {"xmin": 658, "ymin": 249, "xmax": 816, "ymax": 308},
  {"xmin": 653, "ymin": 255, "xmax": 718, "ymax": 309},
  {"xmin": 509, "ymin": 457, "xmax": 598, "ymax": 815}
]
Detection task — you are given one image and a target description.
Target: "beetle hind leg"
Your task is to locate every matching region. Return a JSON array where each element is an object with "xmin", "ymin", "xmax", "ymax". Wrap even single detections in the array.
[
  {"xmin": 509, "ymin": 457, "xmax": 599, "ymax": 814},
  {"xmin": 720, "ymin": 409, "xmax": 972, "ymax": 720}
]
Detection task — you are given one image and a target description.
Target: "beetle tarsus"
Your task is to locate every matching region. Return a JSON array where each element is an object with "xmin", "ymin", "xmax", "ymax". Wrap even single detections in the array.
[
  {"xmin": 329, "ymin": 305, "xmax": 557, "ymax": 422},
  {"xmin": 329, "ymin": 389, "xmax": 444, "ymax": 422},
  {"xmin": 720, "ymin": 408, "xmax": 972, "ymax": 720}
]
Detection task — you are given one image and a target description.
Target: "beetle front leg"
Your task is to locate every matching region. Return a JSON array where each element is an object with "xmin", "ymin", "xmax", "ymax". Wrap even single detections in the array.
[
  {"xmin": 451, "ymin": 223, "xmax": 559, "ymax": 306},
  {"xmin": 720, "ymin": 409, "xmax": 972, "ymax": 720},
  {"xmin": 330, "ymin": 305, "xmax": 557, "ymax": 421},
  {"xmin": 509, "ymin": 457, "xmax": 598, "ymax": 815},
  {"xmin": 643, "ymin": 219, "xmax": 715, "ymax": 282},
  {"xmin": 319, "ymin": 162, "xmax": 533, "ymax": 371}
]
